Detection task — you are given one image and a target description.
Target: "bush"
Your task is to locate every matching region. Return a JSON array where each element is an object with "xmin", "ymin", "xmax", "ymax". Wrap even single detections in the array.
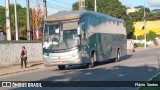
[
  {"xmin": 136, "ymin": 31, "xmax": 157, "ymax": 41},
  {"xmin": 134, "ymin": 43, "xmax": 144, "ymax": 48},
  {"xmin": 137, "ymin": 35, "xmax": 144, "ymax": 40},
  {"xmin": 146, "ymin": 31, "xmax": 157, "ymax": 41}
]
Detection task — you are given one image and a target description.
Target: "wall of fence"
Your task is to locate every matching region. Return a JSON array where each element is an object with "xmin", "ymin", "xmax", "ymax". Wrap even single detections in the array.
[
  {"xmin": 0, "ymin": 33, "xmax": 5, "ymax": 40},
  {"xmin": 127, "ymin": 39, "xmax": 134, "ymax": 51},
  {"xmin": 0, "ymin": 43, "xmax": 43, "ymax": 67}
]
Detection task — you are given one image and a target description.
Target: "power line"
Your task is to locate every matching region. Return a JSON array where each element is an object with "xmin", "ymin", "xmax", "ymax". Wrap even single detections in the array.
[
  {"xmin": 53, "ymin": 0, "xmax": 72, "ymax": 6},
  {"xmin": 47, "ymin": 4, "xmax": 66, "ymax": 10},
  {"xmin": 50, "ymin": 0, "xmax": 71, "ymax": 9},
  {"xmin": 47, "ymin": 4, "xmax": 69, "ymax": 11},
  {"xmin": 39, "ymin": 1, "xmax": 71, "ymax": 10}
]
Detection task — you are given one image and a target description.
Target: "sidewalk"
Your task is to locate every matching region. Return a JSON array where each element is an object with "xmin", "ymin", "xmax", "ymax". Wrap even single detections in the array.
[
  {"xmin": 0, "ymin": 61, "xmax": 46, "ymax": 76},
  {"xmin": 127, "ymin": 46, "xmax": 160, "ymax": 53}
]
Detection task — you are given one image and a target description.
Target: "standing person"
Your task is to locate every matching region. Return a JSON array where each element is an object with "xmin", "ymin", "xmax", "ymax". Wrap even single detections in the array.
[{"xmin": 21, "ymin": 46, "xmax": 27, "ymax": 68}]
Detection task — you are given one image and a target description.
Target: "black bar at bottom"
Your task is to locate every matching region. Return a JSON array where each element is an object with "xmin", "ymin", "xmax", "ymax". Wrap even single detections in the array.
[{"xmin": 0, "ymin": 81, "xmax": 160, "ymax": 87}]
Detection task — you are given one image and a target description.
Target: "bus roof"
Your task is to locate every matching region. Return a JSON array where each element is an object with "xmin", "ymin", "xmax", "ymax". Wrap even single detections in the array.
[{"xmin": 45, "ymin": 10, "xmax": 124, "ymax": 22}]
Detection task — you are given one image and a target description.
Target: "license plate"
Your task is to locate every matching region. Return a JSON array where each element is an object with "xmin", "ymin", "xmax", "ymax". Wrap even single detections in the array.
[{"xmin": 57, "ymin": 61, "xmax": 63, "ymax": 64}]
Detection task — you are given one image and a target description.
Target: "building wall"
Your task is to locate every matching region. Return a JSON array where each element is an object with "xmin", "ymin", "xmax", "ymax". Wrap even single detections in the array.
[
  {"xmin": 127, "ymin": 39, "xmax": 134, "ymax": 51},
  {"xmin": 126, "ymin": 8, "xmax": 140, "ymax": 15},
  {"xmin": 134, "ymin": 20, "xmax": 160, "ymax": 36},
  {"xmin": 0, "ymin": 43, "xmax": 43, "ymax": 67},
  {"xmin": 0, "ymin": 32, "xmax": 6, "ymax": 40}
]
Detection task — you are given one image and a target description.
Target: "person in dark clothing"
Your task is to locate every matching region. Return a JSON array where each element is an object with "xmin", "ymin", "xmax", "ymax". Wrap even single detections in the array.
[{"xmin": 21, "ymin": 46, "xmax": 27, "ymax": 68}]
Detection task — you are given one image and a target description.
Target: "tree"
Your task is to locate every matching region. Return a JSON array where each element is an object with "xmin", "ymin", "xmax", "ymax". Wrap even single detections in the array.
[
  {"xmin": 0, "ymin": 4, "xmax": 28, "ymax": 39},
  {"xmin": 72, "ymin": 2, "xmax": 79, "ymax": 10},
  {"xmin": 8, "ymin": 4, "xmax": 28, "ymax": 39},
  {"xmin": 146, "ymin": 31, "xmax": 157, "ymax": 41},
  {"xmin": 135, "ymin": 6, "xmax": 150, "ymax": 13},
  {"xmin": 72, "ymin": 0, "xmax": 134, "ymax": 39},
  {"xmin": 0, "ymin": 6, "xmax": 6, "ymax": 33},
  {"xmin": 129, "ymin": 6, "xmax": 150, "ymax": 22},
  {"xmin": 32, "ymin": 5, "xmax": 43, "ymax": 40},
  {"xmin": 130, "ymin": 6, "xmax": 160, "ymax": 22},
  {"xmin": 151, "ymin": 9, "xmax": 160, "ymax": 13},
  {"xmin": 0, "ymin": 4, "xmax": 37, "ymax": 40}
]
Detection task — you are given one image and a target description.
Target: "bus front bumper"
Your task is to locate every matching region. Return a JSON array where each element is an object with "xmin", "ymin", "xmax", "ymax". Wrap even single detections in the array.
[{"xmin": 43, "ymin": 55, "xmax": 81, "ymax": 66}]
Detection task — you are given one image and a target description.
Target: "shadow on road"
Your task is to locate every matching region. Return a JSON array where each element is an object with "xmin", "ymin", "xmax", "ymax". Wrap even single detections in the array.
[
  {"xmin": 41, "ymin": 66, "xmax": 159, "ymax": 81},
  {"xmin": 9, "ymin": 64, "xmax": 159, "ymax": 90},
  {"xmin": 59, "ymin": 54, "xmax": 132, "ymax": 70},
  {"xmin": 29, "ymin": 63, "xmax": 43, "ymax": 67},
  {"xmin": 120, "ymin": 54, "xmax": 132, "ymax": 61},
  {"xmin": 9, "ymin": 54, "xmax": 160, "ymax": 90}
]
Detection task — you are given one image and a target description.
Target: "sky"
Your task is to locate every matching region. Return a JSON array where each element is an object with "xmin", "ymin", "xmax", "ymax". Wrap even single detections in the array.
[
  {"xmin": 120, "ymin": 0, "xmax": 160, "ymax": 10},
  {"xmin": 0, "ymin": 0, "xmax": 160, "ymax": 16}
]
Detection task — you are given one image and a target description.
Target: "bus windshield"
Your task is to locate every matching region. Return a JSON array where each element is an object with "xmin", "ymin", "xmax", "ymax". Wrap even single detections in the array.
[{"xmin": 43, "ymin": 21, "xmax": 79, "ymax": 51}]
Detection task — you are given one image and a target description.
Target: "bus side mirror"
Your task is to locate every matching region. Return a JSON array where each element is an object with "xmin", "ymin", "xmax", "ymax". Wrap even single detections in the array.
[
  {"xmin": 36, "ymin": 29, "xmax": 39, "ymax": 39},
  {"xmin": 77, "ymin": 27, "xmax": 80, "ymax": 35},
  {"xmin": 77, "ymin": 22, "xmax": 85, "ymax": 35}
]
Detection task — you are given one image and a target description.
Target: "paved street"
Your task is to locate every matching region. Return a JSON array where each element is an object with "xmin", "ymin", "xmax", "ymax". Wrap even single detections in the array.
[{"xmin": 0, "ymin": 46, "xmax": 160, "ymax": 90}]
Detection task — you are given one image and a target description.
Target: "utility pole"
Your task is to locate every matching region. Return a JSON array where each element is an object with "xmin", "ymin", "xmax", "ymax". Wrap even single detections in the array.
[
  {"xmin": 43, "ymin": 0, "xmax": 47, "ymax": 19},
  {"xmin": 79, "ymin": 0, "xmax": 85, "ymax": 10},
  {"xmin": 14, "ymin": 0, "xmax": 19, "ymax": 40},
  {"xmin": 94, "ymin": 0, "xmax": 97, "ymax": 12},
  {"xmin": 143, "ymin": 3, "xmax": 147, "ymax": 48},
  {"xmin": 26, "ymin": 0, "xmax": 31, "ymax": 40},
  {"xmin": 5, "ymin": 0, "xmax": 11, "ymax": 40}
]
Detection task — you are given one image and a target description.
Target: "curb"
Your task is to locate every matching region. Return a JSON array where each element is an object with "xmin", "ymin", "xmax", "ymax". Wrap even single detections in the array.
[
  {"xmin": 0, "ymin": 61, "xmax": 44, "ymax": 69},
  {"xmin": 128, "ymin": 46, "xmax": 159, "ymax": 53},
  {"xmin": 0, "ymin": 66, "xmax": 45, "ymax": 76}
]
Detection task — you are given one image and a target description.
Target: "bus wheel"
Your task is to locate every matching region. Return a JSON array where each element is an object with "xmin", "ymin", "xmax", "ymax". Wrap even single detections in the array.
[
  {"xmin": 115, "ymin": 50, "xmax": 120, "ymax": 62},
  {"xmin": 58, "ymin": 65, "xmax": 65, "ymax": 70}
]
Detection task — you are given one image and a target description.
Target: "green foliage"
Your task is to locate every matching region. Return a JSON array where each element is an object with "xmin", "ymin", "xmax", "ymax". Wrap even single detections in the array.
[
  {"xmin": 123, "ymin": 16, "xmax": 135, "ymax": 39},
  {"xmin": 0, "ymin": 6, "xmax": 5, "ymax": 32},
  {"xmin": 134, "ymin": 31, "xmax": 157, "ymax": 41},
  {"xmin": 146, "ymin": 31, "xmax": 157, "ymax": 41},
  {"xmin": 146, "ymin": 13, "xmax": 160, "ymax": 20},
  {"xmin": 72, "ymin": 0, "xmax": 134, "ymax": 39},
  {"xmin": 72, "ymin": 2, "xmax": 79, "ymax": 10},
  {"xmin": 137, "ymin": 35, "xmax": 144, "ymax": 40},
  {"xmin": 0, "ymin": 4, "xmax": 28, "ymax": 40},
  {"xmin": 134, "ymin": 43, "xmax": 144, "ymax": 48},
  {"xmin": 130, "ymin": 6, "xmax": 160, "ymax": 22},
  {"xmin": 151, "ymin": 9, "xmax": 160, "ymax": 13}
]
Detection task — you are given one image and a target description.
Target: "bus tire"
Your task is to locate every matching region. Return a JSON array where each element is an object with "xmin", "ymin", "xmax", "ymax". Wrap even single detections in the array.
[
  {"xmin": 58, "ymin": 65, "xmax": 65, "ymax": 70},
  {"xmin": 115, "ymin": 49, "xmax": 120, "ymax": 62}
]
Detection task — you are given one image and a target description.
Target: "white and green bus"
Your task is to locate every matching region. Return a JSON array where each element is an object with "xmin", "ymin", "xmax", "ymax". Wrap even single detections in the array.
[{"xmin": 43, "ymin": 10, "xmax": 127, "ymax": 70}]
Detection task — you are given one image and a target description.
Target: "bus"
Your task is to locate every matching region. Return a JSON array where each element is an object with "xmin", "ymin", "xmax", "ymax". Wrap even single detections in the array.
[{"xmin": 43, "ymin": 10, "xmax": 127, "ymax": 70}]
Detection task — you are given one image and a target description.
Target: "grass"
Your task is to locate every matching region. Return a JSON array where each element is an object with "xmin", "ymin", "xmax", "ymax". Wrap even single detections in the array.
[
  {"xmin": 134, "ymin": 43, "xmax": 145, "ymax": 48},
  {"xmin": 139, "ymin": 74, "xmax": 160, "ymax": 90}
]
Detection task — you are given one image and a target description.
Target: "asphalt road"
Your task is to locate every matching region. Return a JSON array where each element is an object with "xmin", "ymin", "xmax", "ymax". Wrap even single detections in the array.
[{"xmin": 1, "ymin": 46, "xmax": 160, "ymax": 90}]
